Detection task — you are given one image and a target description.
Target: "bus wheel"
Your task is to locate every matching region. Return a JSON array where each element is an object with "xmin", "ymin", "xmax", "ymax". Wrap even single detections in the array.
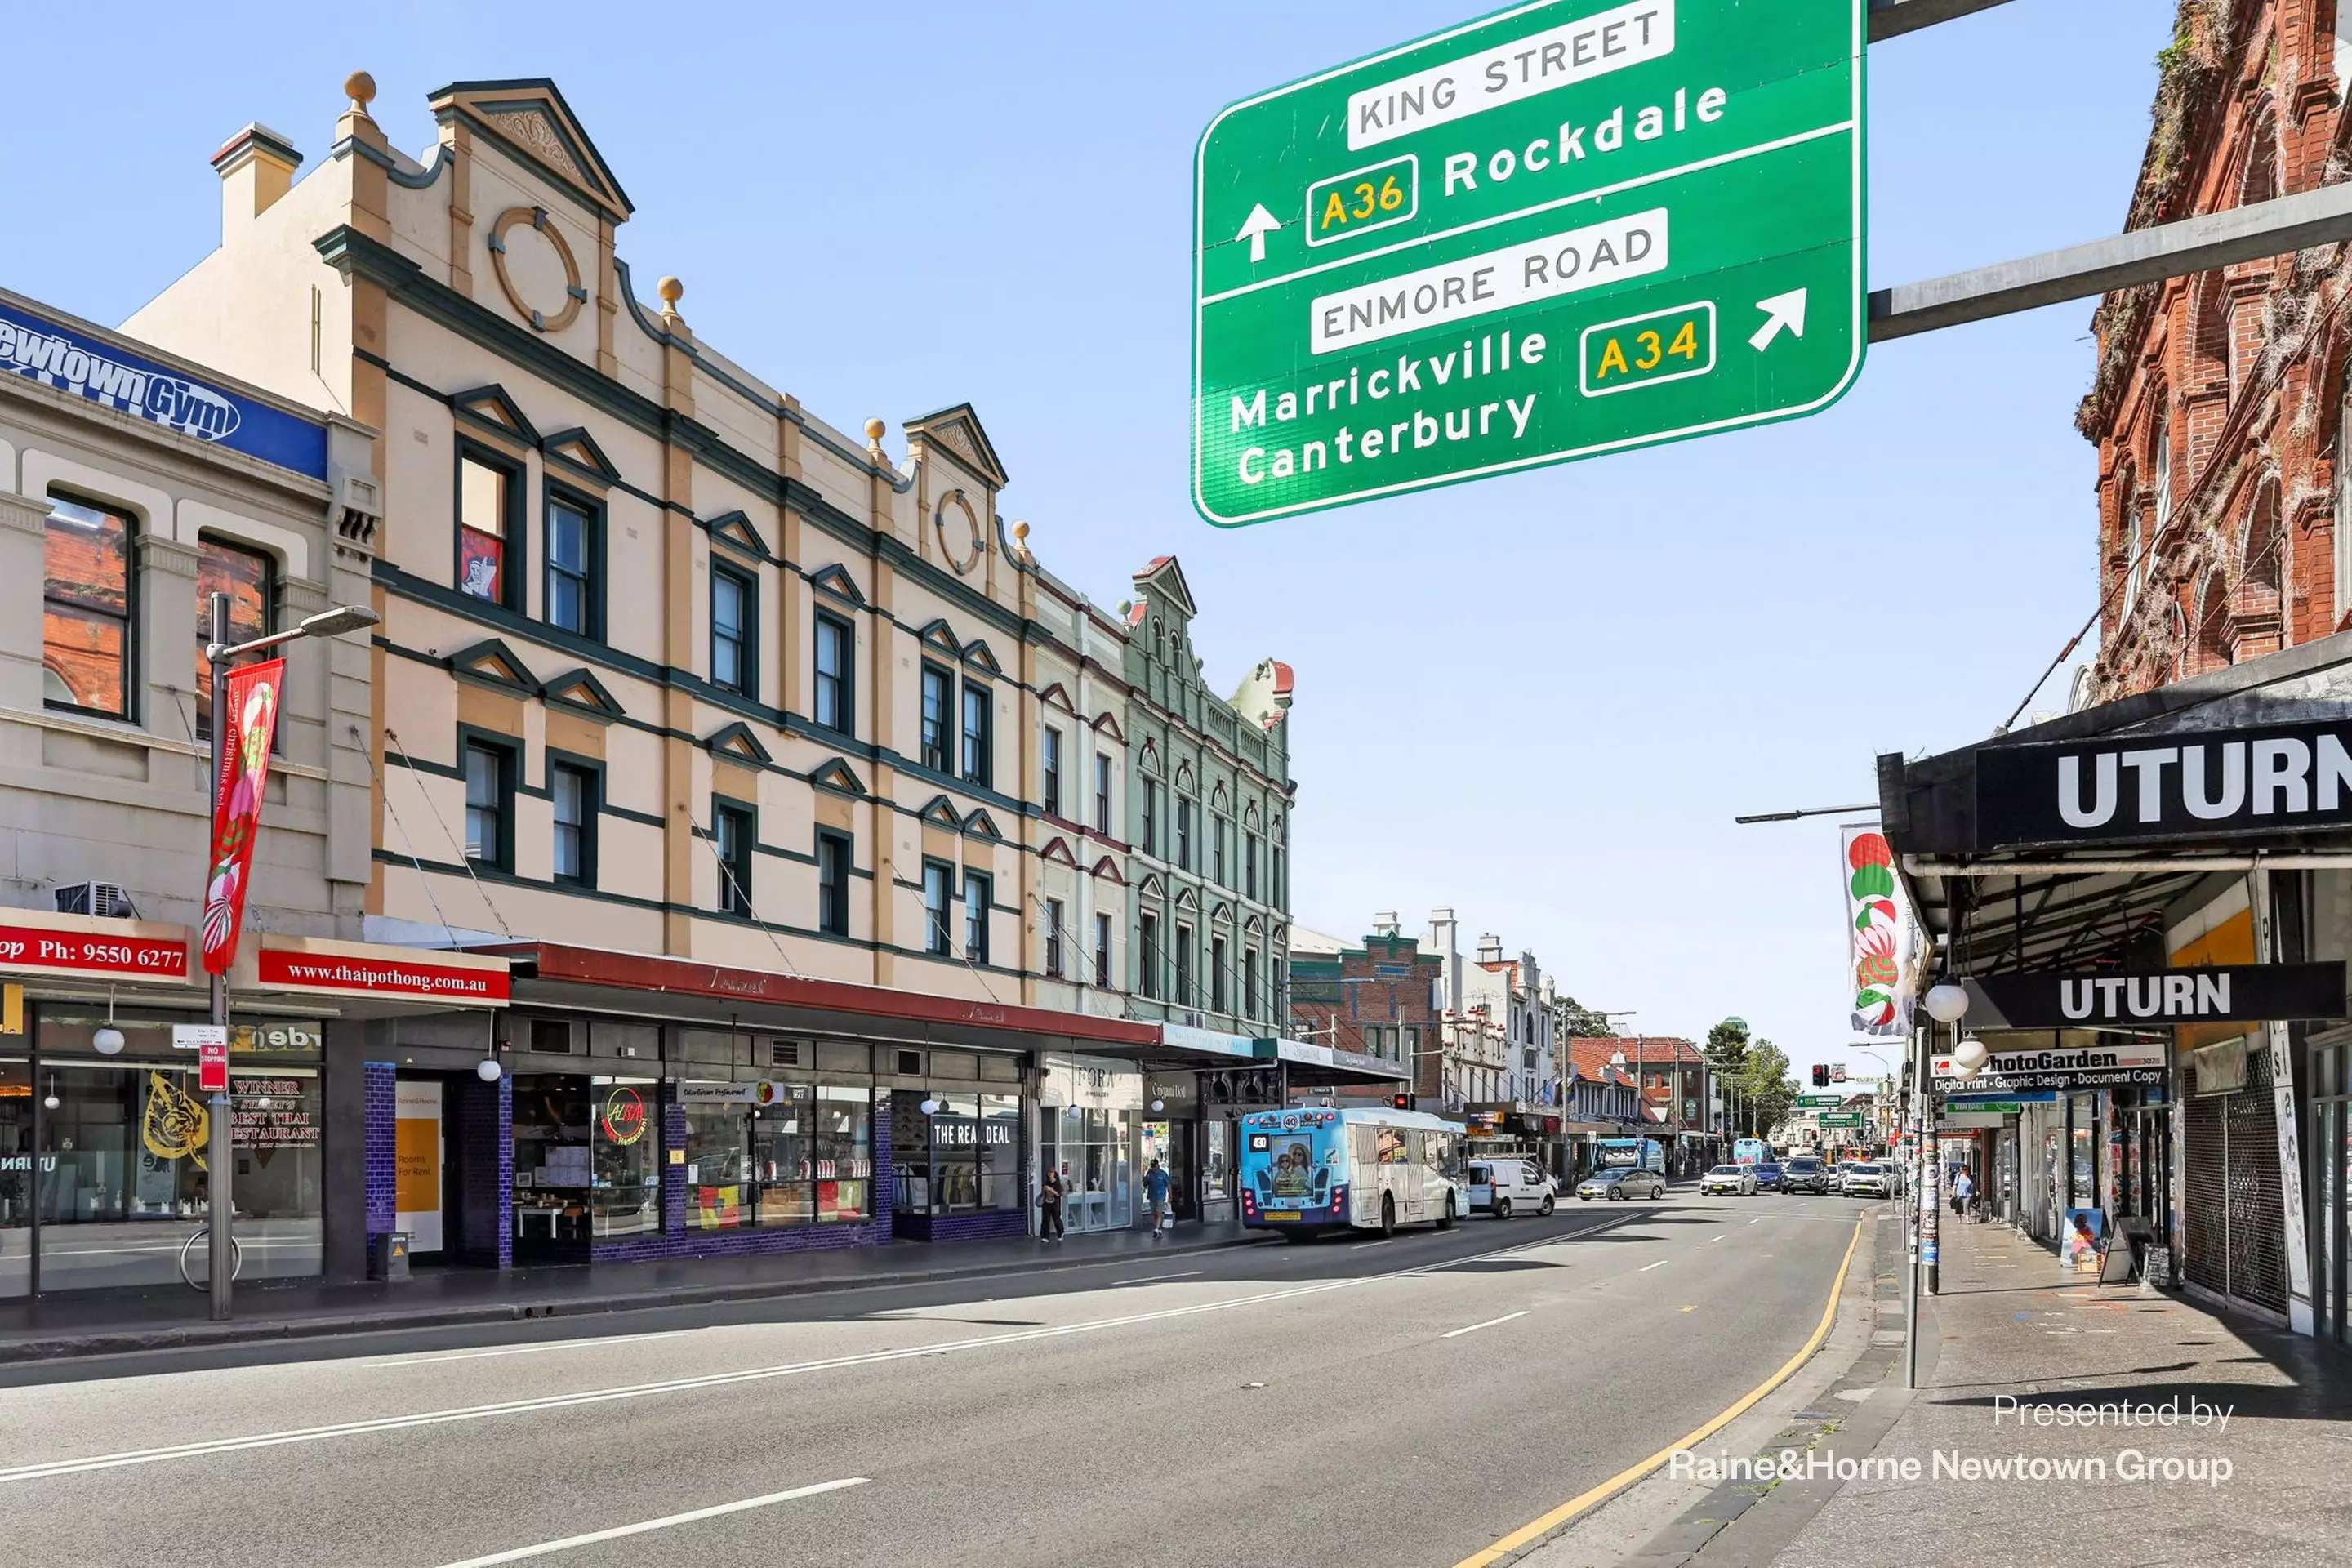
[
  {"xmin": 1437, "ymin": 1194, "xmax": 1456, "ymax": 1231},
  {"xmin": 1379, "ymin": 1195, "xmax": 1396, "ymax": 1238}
]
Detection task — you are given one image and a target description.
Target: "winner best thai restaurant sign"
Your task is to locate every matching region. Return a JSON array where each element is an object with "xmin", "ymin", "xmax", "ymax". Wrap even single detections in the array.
[{"xmin": 1932, "ymin": 1035, "xmax": 2166, "ymax": 1093}]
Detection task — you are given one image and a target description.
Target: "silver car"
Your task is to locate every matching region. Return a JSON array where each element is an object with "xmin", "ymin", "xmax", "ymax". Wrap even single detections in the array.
[{"xmin": 1576, "ymin": 1168, "xmax": 1666, "ymax": 1201}]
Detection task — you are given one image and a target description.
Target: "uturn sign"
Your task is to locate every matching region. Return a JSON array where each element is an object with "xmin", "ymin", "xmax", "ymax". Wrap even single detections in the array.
[{"xmin": 1191, "ymin": 0, "xmax": 1865, "ymax": 525}]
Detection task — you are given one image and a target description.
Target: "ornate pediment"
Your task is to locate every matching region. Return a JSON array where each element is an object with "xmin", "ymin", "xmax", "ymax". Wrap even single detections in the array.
[
  {"xmin": 541, "ymin": 666, "xmax": 624, "ymax": 722},
  {"xmin": 542, "ymin": 426, "xmax": 621, "ymax": 488},
  {"xmin": 808, "ymin": 758, "xmax": 866, "ymax": 798},
  {"xmin": 702, "ymin": 509, "xmax": 769, "ymax": 561},
  {"xmin": 430, "ymin": 79, "xmax": 634, "ymax": 223},
  {"xmin": 809, "ymin": 564, "xmax": 866, "ymax": 607},
  {"xmin": 452, "ymin": 384, "xmax": 539, "ymax": 447},
  {"xmin": 445, "ymin": 639, "xmax": 537, "ymax": 694},
  {"xmin": 702, "ymin": 721, "xmax": 773, "ymax": 764},
  {"xmin": 904, "ymin": 403, "xmax": 1008, "ymax": 489}
]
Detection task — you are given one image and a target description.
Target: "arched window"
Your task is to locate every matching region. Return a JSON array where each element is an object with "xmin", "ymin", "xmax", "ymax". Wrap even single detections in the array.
[
  {"xmin": 2243, "ymin": 478, "xmax": 2283, "ymax": 600},
  {"xmin": 2239, "ymin": 110, "xmax": 2278, "ymax": 207},
  {"xmin": 2195, "ymin": 572, "xmax": 2232, "ymax": 675},
  {"xmin": 2112, "ymin": 458, "xmax": 2138, "ymax": 612}
]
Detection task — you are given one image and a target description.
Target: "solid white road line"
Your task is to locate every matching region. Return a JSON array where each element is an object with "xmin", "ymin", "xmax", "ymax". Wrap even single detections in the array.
[
  {"xmin": 431, "ymin": 1478, "xmax": 868, "ymax": 1566},
  {"xmin": 1441, "ymin": 1311, "xmax": 1529, "ymax": 1339},
  {"xmin": 1113, "ymin": 1270, "xmax": 1204, "ymax": 1285},
  {"xmin": 1638, "ymin": 1260, "xmax": 1668, "ymax": 1272},
  {"xmin": 0, "ymin": 1222, "xmax": 1630, "ymax": 1486},
  {"xmin": 367, "ymin": 1332, "xmax": 690, "ymax": 1369}
]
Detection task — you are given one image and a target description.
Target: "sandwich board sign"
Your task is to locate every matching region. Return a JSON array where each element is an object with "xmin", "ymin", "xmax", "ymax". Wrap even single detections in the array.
[{"xmin": 1192, "ymin": 0, "xmax": 1865, "ymax": 526}]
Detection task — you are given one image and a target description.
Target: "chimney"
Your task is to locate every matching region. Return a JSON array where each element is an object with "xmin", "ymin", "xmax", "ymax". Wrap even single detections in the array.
[
  {"xmin": 1427, "ymin": 907, "xmax": 1460, "ymax": 1012},
  {"xmin": 212, "ymin": 123, "xmax": 302, "ymax": 238},
  {"xmin": 1372, "ymin": 911, "xmax": 1400, "ymax": 938},
  {"xmin": 1477, "ymin": 933, "xmax": 1503, "ymax": 965}
]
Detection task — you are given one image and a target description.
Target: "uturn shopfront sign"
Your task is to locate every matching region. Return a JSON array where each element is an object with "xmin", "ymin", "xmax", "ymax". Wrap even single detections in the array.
[
  {"xmin": 1960, "ymin": 964, "xmax": 2346, "ymax": 1029},
  {"xmin": 1976, "ymin": 717, "xmax": 2352, "ymax": 850}
]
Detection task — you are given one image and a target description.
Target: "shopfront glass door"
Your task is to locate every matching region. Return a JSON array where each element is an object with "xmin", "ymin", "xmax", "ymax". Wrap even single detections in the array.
[{"xmin": 1044, "ymin": 1107, "xmax": 1134, "ymax": 1232}]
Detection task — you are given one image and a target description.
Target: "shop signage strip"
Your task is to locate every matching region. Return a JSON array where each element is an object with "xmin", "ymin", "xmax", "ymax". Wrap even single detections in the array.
[
  {"xmin": 1973, "ymin": 716, "xmax": 2352, "ymax": 850},
  {"xmin": 0, "ymin": 916, "xmax": 190, "ymax": 982},
  {"xmin": 0, "ymin": 296, "xmax": 329, "ymax": 478},
  {"xmin": 1962, "ymin": 963, "xmax": 2345, "ymax": 1028},
  {"xmin": 255, "ymin": 944, "xmax": 510, "ymax": 1005},
  {"xmin": 1934, "ymin": 1036, "xmax": 2165, "ymax": 1093}
]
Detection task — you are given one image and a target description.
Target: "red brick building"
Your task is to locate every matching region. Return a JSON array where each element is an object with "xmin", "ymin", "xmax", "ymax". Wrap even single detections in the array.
[
  {"xmin": 1566, "ymin": 1036, "xmax": 1710, "ymax": 1153},
  {"xmin": 1288, "ymin": 927, "xmax": 1444, "ymax": 1098},
  {"xmin": 2082, "ymin": 0, "xmax": 2351, "ymax": 700}
]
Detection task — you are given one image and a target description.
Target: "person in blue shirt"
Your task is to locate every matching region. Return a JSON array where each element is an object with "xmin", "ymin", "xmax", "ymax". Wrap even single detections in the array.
[{"xmin": 1145, "ymin": 1159, "xmax": 1172, "ymax": 1238}]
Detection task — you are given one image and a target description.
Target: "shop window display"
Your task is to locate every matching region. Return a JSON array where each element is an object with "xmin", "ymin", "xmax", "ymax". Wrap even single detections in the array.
[
  {"xmin": 16, "ymin": 1014, "xmax": 323, "ymax": 1294},
  {"xmin": 684, "ymin": 1084, "xmax": 871, "ymax": 1229}
]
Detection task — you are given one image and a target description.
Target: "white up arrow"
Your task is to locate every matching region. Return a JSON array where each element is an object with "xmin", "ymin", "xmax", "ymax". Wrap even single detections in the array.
[
  {"xmin": 1236, "ymin": 203, "xmax": 1282, "ymax": 265},
  {"xmin": 1748, "ymin": 289, "xmax": 1809, "ymax": 351}
]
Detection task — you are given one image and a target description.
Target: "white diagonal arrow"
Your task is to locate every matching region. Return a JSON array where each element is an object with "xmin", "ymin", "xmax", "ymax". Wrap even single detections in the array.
[
  {"xmin": 1748, "ymin": 289, "xmax": 1809, "ymax": 351},
  {"xmin": 1236, "ymin": 203, "xmax": 1282, "ymax": 265}
]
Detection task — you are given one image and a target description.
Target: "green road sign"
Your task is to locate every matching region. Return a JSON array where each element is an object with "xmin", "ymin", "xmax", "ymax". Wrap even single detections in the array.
[
  {"xmin": 1798, "ymin": 1093, "xmax": 1845, "ymax": 1108},
  {"xmin": 1819, "ymin": 1111, "xmax": 1863, "ymax": 1128},
  {"xmin": 1192, "ymin": 0, "xmax": 1865, "ymax": 526}
]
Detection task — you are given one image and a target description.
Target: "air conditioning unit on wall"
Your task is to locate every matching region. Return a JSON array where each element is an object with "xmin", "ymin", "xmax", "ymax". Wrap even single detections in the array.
[{"xmin": 55, "ymin": 881, "xmax": 138, "ymax": 919}]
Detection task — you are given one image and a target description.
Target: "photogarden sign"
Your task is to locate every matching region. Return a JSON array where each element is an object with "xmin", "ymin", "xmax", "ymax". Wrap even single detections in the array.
[{"xmin": 1191, "ymin": 0, "xmax": 1865, "ymax": 526}]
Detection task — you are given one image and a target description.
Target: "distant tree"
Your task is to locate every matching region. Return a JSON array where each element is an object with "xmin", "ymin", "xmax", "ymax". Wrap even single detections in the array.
[
  {"xmin": 1704, "ymin": 1017, "xmax": 1751, "ymax": 1076},
  {"xmin": 1735, "ymin": 1039, "xmax": 1801, "ymax": 1138},
  {"xmin": 1557, "ymin": 996, "xmax": 1617, "ymax": 1038}
]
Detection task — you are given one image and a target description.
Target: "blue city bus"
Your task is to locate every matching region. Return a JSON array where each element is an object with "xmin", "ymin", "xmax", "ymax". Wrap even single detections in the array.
[
  {"xmin": 1238, "ymin": 1106, "xmax": 1467, "ymax": 1239},
  {"xmin": 1597, "ymin": 1136, "xmax": 1664, "ymax": 1174}
]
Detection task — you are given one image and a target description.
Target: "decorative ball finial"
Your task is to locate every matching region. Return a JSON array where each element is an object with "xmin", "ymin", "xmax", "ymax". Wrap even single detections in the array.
[
  {"xmin": 864, "ymin": 417, "xmax": 886, "ymax": 442},
  {"xmin": 657, "ymin": 275, "xmax": 684, "ymax": 306},
  {"xmin": 344, "ymin": 71, "xmax": 376, "ymax": 112},
  {"xmin": 1013, "ymin": 520, "xmax": 1030, "ymax": 541}
]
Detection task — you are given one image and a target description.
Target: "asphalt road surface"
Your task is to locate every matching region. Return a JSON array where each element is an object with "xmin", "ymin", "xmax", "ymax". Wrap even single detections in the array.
[{"xmin": 0, "ymin": 1190, "xmax": 1872, "ymax": 1568}]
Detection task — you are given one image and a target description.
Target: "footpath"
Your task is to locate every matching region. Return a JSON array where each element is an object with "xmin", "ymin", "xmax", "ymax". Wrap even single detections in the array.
[
  {"xmin": 1615, "ymin": 1213, "xmax": 2352, "ymax": 1567},
  {"xmin": 0, "ymin": 1221, "xmax": 1273, "ymax": 1365}
]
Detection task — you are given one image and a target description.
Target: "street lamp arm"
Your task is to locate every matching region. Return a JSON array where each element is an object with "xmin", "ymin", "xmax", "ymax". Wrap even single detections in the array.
[{"xmin": 210, "ymin": 604, "xmax": 380, "ymax": 662}]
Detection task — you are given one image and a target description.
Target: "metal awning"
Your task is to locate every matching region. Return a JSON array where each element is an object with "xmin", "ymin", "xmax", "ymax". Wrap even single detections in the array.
[
  {"xmin": 1259, "ymin": 1036, "xmax": 1408, "ymax": 1086},
  {"xmin": 1880, "ymin": 630, "xmax": 2352, "ymax": 973}
]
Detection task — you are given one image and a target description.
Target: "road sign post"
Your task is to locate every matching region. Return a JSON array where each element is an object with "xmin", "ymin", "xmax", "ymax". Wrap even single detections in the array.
[{"xmin": 1192, "ymin": 0, "xmax": 1865, "ymax": 525}]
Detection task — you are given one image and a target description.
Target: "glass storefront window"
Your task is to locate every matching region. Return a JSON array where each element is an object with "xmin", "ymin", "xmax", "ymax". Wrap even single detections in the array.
[
  {"xmin": 1043, "ymin": 1104, "xmax": 1136, "ymax": 1232},
  {"xmin": 16, "ymin": 1015, "xmax": 323, "ymax": 1294},
  {"xmin": 513, "ymin": 1075, "xmax": 595, "ymax": 1250},
  {"xmin": 817, "ymin": 1087, "xmax": 871, "ymax": 1222},
  {"xmin": 2, "ymin": 1058, "xmax": 29, "ymax": 1298},
  {"xmin": 685, "ymin": 1097, "xmax": 752, "ymax": 1231},
  {"xmin": 979, "ymin": 1094, "xmax": 1019, "ymax": 1211},
  {"xmin": 592, "ymin": 1077, "xmax": 661, "ymax": 1238}
]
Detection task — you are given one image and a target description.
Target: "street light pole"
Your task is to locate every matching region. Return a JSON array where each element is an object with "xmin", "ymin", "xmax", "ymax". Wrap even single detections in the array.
[
  {"xmin": 204, "ymin": 590, "xmax": 233, "ymax": 1317},
  {"xmin": 201, "ymin": 595, "xmax": 378, "ymax": 1321}
]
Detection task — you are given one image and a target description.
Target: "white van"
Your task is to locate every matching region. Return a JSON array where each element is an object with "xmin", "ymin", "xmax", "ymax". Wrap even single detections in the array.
[{"xmin": 1466, "ymin": 1158, "xmax": 1556, "ymax": 1218}]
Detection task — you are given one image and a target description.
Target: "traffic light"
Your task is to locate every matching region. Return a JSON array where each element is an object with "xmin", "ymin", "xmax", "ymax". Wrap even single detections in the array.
[
  {"xmin": 1391, "ymin": 1092, "xmax": 1414, "ymax": 1111},
  {"xmin": 1811, "ymin": 1063, "xmax": 1830, "ymax": 1088}
]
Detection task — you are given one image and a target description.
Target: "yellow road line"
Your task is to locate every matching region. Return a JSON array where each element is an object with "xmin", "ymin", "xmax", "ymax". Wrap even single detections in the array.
[{"xmin": 1450, "ymin": 1218, "xmax": 1864, "ymax": 1568}]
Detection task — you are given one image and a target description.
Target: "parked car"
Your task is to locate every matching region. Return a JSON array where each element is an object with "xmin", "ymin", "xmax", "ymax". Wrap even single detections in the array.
[
  {"xmin": 1753, "ymin": 1161, "xmax": 1786, "ymax": 1192},
  {"xmin": 1841, "ymin": 1162, "xmax": 1895, "ymax": 1197},
  {"xmin": 1468, "ymin": 1158, "xmax": 1557, "ymax": 1218},
  {"xmin": 1700, "ymin": 1163, "xmax": 1758, "ymax": 1196},
  {"xmin": 1577, "ymin": 1168, "xmax": 1668, "ymax": 1202},
  {"xmin": 1781, "ymin": 1156, "xmax": 1830, "ymax": 1195}
]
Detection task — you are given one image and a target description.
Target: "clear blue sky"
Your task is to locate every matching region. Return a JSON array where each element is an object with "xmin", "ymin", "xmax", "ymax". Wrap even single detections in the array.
[{"xmin": 6, "ymin": 2, "xmax": 2170, "ymax": 1076}]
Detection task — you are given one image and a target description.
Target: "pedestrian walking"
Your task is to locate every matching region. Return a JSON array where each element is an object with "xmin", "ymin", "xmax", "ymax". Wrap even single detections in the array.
[
  {"xmin": 1953, "ymin": 1167, "xmax": 1976, "ymax": 1220},
  {"xmin": 1145, "ymin": 1159, "xmax": 1171, "ymax": 1238},
  {"xmin": 1037, "ymin": 1169, "xmax": 1065, "ymax": 1241}
]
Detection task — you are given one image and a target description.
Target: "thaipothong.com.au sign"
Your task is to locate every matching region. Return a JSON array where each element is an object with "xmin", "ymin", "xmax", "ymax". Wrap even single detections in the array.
[{"xmin": 1669, "ymin": 1396, "xmax": 2239, "ymax": 1489}]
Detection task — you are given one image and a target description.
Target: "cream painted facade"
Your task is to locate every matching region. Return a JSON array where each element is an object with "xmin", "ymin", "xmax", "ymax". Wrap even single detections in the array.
[
  {"xmin": 115, "ymin": 74, "xmax": 1236, "ymax": 1016},
  {"xmin": 0, "ymin": 287, "xmax": 376, "ymax": 941}
]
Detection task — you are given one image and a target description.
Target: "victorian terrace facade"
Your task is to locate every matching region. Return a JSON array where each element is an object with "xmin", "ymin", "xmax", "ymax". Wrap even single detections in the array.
[{"xmin": 111, "ymin": 73, "xmax": 1325, "ymax": 1270}]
